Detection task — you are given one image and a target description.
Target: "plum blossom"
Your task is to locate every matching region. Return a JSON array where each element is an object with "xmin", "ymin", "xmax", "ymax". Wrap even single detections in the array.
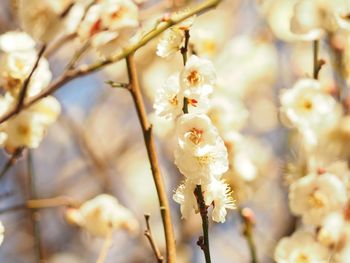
[
  {"xmin": 65, "ymin": 194, "xmax": 139, "ymax": 237},
  {"xmin": 289, "ymin": 173, "xmax": 347, "ymax": 225},
  {"xmin": 180, "ymin": 55, "xmax": 216, "ymax": 98},
  {"xmin": 274, "ymin": 231, "xmax": 330, "ymax": 263}
]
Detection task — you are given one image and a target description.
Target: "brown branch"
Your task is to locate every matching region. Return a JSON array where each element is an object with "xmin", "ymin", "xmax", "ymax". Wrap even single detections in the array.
[
  {"xmin": 0, "ymin": 147, "xmax": 24, "ymax": 179},
  {"xmin": 239, "ymin": 207, "xmax": 258, "ymax": 263},
  {"xmin": 15, "ymin": 45, "xmax": 46, "ymax": 113},
  {"xmin": 0, "ymin": 0, "xmax": 222, "ymax": 125},
  {"xmin": 194, "ymin": 185, "xmax": 211, "ymax": 263},
  {"xmin": 125, "ymin": 54, "xmax": 176, "ymax": 262},
  {"xmin": 144, "ymin": 214, "xmax": 164, "ymax": 263}
]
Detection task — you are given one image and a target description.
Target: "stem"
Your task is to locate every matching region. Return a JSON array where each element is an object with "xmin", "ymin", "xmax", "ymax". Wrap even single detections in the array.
[
  {"xmin": 27, "ymin": 151, "xmax": 44, "ymax": 262},
  {"xmin": 313, "ymin": 40, "xmax": 319, "ymax": 79},
  {"xmin": 0, "ymin": 0, "xmax": 222, "ymax": 125},
  {"xmin": 125, "ymin": 54, "xmax": 176, "ymax": 263},
  {"xmin": 180, "ymin": 30, "xmax": 190, "ymax": 66},
  {"xmin": 96, "ymin": 230, "xmax": 113, "ymax": 263},
  {"xmin": 239, "ymin": 207, "xmax": 258, "ymax": 263},
  {"xmin": 15, "ymin": 45, "xmax": 46, "ymax": 113},
  {"xmin": 144, "ymin": 214, "xmax": 164, "ymax": 263},
  {"xmin": 194, "ymin": 185, "xmax": 211, "ymax": 263},
  {"xmin": 0, "ymin": 147, "xmax": 24, "ymax": 179}
]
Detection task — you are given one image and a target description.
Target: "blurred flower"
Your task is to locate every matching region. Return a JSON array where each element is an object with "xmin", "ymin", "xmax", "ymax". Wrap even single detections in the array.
[
  {"xmin": 18, "ymin": 0, "xmax": 78, "ymax": 43},
  {"xmin": 274, "ymin": 231, "xmax": 330, "ymax": 263},
  {"xmin": 66, "ymin": 194, "xmax": 139, "ymax": 237},
  {"xmin": 0, "ymin": 31, "xmax": 52, "ymax": 97},
  {"xmin": 78, "ymin": 0, "xmax": 139, "ymax": 57},
  {"xmin": 280, "ymin": 78, "xmax": 342, "ymax": 146},
  {"xmin": 289, "ymin": 173, "xmax": 347, "ymax": 225}
]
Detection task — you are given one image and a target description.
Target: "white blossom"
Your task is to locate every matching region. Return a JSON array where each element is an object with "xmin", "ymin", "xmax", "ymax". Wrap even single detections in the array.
[
  {"xmin": 173, "ymin": 180, "xmax": 197, "ymax": 219},
  {"xmin": 280, "ymin": 78, "xmax": 342, "ymax": 146},
  {"xmin": 274, "ymin": 231, "xmax": 330, "ymax": 263},
  {"xmin": 289, "ymin": 173, "xmax": 347, "ymax": 225},
  {"xmin": 174, "ymin": 138, "xmax": 228, "ymax": 184},
  {"xmin": 180, "ymin": 55, "xmax": 216, "ymax": 98},
  {"xmin": 176, "ymin": 113, "xmax": 219, "ymax": 150},
  {"xmin": 65, "ymin": 194, "xmax": 139, "ymax": 237},
  {"xmin": 203, "ymin": 178, "xmax": 235, "ymax": 223},
  {"xmin": 154, "ymin": 74, "xmax": 184, "ymax": 120}
]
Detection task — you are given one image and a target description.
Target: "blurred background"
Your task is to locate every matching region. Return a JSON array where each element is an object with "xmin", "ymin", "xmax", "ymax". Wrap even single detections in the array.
[{"xmin": 0, "ymin": 0, "xmax": 308, "ymax": 262}]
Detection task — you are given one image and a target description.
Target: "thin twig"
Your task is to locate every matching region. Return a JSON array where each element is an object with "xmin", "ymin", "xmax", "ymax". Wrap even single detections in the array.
[
  {"xmin": 0, "ymin": 147, "xmax": 24, "ymax": 179},
  {"xmin": 15, "ymin": 45, "xmax": 46, "ymax": 113},
  {"xmin": 125, "ymin": 54, "xmax": 176, "ymax": 263},
  {"xmin": 194, "ymin": 185, "xmax": 211, "ymax": 263},
  {"xmin": 44, "ymin": 33, "xmax": 77, "ymax": 58},
  {"xmin": 0, "ymin": 0, "xmax": 222, "ymax": 125},
  {"xmin": 180, "ymin": 29, "xmax": 190, "ymax": 66},
  {"xmin": 144, "ymin": 214, "xmax": 164, "ymax": 263},
  {"xmin": 66, "ymin": 41, "xmax": 90, "ymax": 70},
  {"xmin": 27, "ymin": 151, "xmax": 45, "ymax": 262},
  {"xmin": 239, "ymin": 207, "xmax": 258, "ymax": 263},
  {"xmin": 96, "ymin": 230, "xmax": 113, "ymax": 263}
]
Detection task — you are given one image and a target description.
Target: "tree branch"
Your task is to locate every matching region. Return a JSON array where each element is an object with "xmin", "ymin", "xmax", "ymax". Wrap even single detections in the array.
[
  {"xmin": 144, "ymin": 214, "xmax": 164, "ymax": 263},
  {"xmin": 0, "ymin": 0, "xmax": 222, "ymax": 125},
  {"xmin": 125, "ymin": 54, "xmax": 176, "ymax": 262}
]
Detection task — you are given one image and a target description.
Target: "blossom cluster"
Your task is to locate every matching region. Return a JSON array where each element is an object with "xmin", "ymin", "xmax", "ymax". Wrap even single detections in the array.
[
  {"xmin": 154, "ymin": 21, "xmax": 235, "ymax": 223},
  {"xmin": 18, "ymin": 0, "xmax": 139, "ymax": 57},
  {"xmin": 0, "ymin": 31, "xmax": 60, "ymax": 152}
]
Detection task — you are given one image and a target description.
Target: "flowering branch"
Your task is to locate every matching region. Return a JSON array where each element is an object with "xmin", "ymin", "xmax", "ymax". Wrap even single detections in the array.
[
  {"xmin": 194, "ymin": 186, "xmax": 212, "ymax": 263},
  {"xmin": 0, "ymin": 0, "xmax": 222, "ymax": 125},
  {"xmin": 125, "ymin": 53, "xmax": 176, "ymax": 262},
  {"xmin": 144, "ymin": 214, "xmax": 164, "ymax": 263}
]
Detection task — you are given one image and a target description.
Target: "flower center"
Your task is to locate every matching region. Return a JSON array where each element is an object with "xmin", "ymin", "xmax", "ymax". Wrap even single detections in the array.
[
  {"xmin": 196, "ymin": 154, "xmax": 213, "ymax": 166},
  {"xmin": 308, "ymin": 191, "xmax": 327, "ymax": 209},
  {"xmin": 187, "ymin": 70, "xmax": 201, "ymax": 86},
  {"xmin": 168, "ymin": 95, "xmax": 178, "ymax": 106},
  {"xmin": 295, "ymin": 253, "xmax": 310, "ymax": 263},
  {"xmin": 188, "ymin": 128, "xmax": 203, "ymax": 144}
]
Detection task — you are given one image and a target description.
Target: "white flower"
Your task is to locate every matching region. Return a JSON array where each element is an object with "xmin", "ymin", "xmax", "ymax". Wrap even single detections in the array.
[
  {"xmin": 156, "ymin": 16, "xmax": 195, "ymax": 58},
  {"xmin": 317, "ymin": 212, "xmax": 346, "ymax": 247},
  {"xmin": 180, "ymin": 55, "xmax": 216, "ymax": 98},
  {"xmin": 173, "ymin": 179, "xmax": 197, "ymax": 219},
  {"xmin": 65, "ymin": 194, "xmax": 139, "ymax": 237},
  {"xmin": 176, "ymin": 113, "xmax": 219, "ymax": 150},
  {"xmin": 18, "ymin": 0, "xmax": 77, "ymax": 42},
  {"xmin": 280, "ymin": 78, "xmax": 342, "ymax": 146},
  {"xmin": 274, "ymin": 231, "xmax": 330, "ymax": 263},
  {"xmin": 0, "ymin": 95, "xmax": 60, "ymax": 152},
  {"xmin": 0, "ymin": 31, "xmax": 36, "ymax": 53},
  {"xmin": 78, "ymin": 0, "xmax": 139, "ymax": 57},
  {"xmin": 0, "ymin": 32, "xmax": 52, "ymax": 97},
  {"xmin": 203, "ymin": 178, "xmax": 235, "ymax": 223},
  {"xmin": 174, "ymin": 138, "xmax": 228, "ymax": 184},
  {"xmin": 154, "ymin": 74, "xmax": 184, "ymax": 120},
  {"xmin": 156, "ymin": 28, "xmax": 184, "ymax": 58},
  {"xmin": 289, "ymin": 0, "xmax": 324, "ymax": 40},
  {"xmin": 289, "ymin": 173, "xmax": 347, "ymax": 225}
]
